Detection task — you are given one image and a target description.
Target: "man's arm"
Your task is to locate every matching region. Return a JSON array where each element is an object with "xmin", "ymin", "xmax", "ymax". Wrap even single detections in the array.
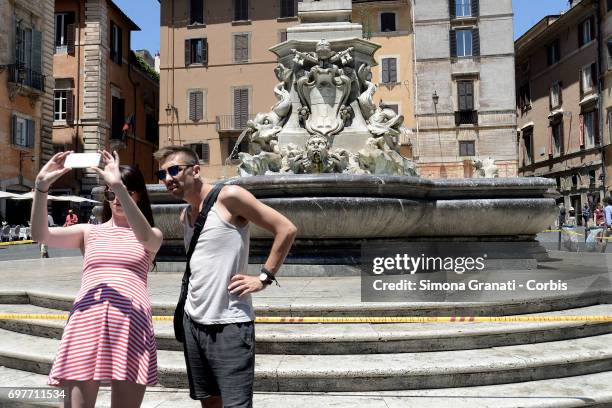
[{"xmin": 223, "ymin": 185, "xmax": 297, "ymax": 296}]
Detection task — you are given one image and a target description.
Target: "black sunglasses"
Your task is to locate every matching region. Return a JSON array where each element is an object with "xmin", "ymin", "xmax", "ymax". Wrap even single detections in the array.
[
  {"xmin": 156, "ymin": 164, "xmax": 194, "ymax": 180},
  {"xmin": 104, "ymin": 190, "xmax": 136, "ymax": 201}
]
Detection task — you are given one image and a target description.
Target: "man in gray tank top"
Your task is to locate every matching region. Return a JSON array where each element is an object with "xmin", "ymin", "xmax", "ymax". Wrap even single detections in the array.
[{"xmin": 154, "ymin": 146, "xmax": 297, "ymax": 408}]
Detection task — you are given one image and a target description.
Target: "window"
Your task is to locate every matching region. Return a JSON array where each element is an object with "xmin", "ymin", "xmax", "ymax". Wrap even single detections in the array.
[
  {"xmin": 55, "ymin": 12, "xmax": 75, "ymax": 54},
  {"xmin": 386, "ymin": 104, "xmax": 399, "ymax": 114},
  {"xmin": 145, "ymin": 111, "xmax": 158, "ymax": 143},
  {"xmin": 188, "ymin": 90, "xmax": 204, "ymax": 122},
  {"xmin": 455, "ymin": 0, "xmax": 471, "ymax": 17},
  {"xmin": 233, "ymin": 34, "xmax": 249, "ymax": 63},
  {"xmin": 54, "ymin": 90, "xmax": 67, "ymax": 121},
  {"xmin": 186, "ymin": 143, "xmax": 210, "ymax": 163},
  {"xmin": 547, "ymin": 39, "xmax": 560, "ymax": 66},
  {"xmin": 381, "ymin": 58, "xmax": 397, "ymax": 84},
  {"xmin": 608, "ymin": 0, "xmax": 612, "ymax": 13},
  {"xmin": 233, "ymin": 88, "xmax": 250, "ymax": 129},
  {"xmin": 552, "ymin": 121, "xmax": 563, "ymax": 156},
  {"xmin": 111, "ymin": 96, "xmax": 125, "ymax": 140},
  {"xmin": 450, "ymin": 0, "xmax": 478, "ymax": 18},
  {"xmin": 380, "ymin": 12, "xmax": 396, "ymax": 32},
  {"xmin": 450, "ymin": 29, "xmax": 479, "ymax": 57},
  {"xmin": 234, "ymin": 0, "xmax": 248, "ymax": 21},
  {"xmin": 455, "ymin": 80, "xmax": 476, "ymax": 125},
  {"xmin": 583, "ymin": 110, "xmax": 598, "ymax": 147},
  {"xmin": 14, "ymin": 25, "xmax": 43, "ymax": 90},
  {"xmin": 518, "ymin": 82, "xmax": 531, "ymax": 110},
  {"xmin": 11, "ymin": 115, "xmax": 35, "ymax": 148},
  {"xmin": 190, "ymin": 0, "xmax": 204, "ymax": 25},
  {"xmin": 279, "ymin": 29, "xmax": 287, "ymax": 43},
  {"xmin": 578, "ymin": 17, "xmax": 594, "ymax": 47},
  {"xmin": 580, "ymin": 63, "xmax": 596, "ymax": 95},
  {"xmin": 607, "ymin": 40, "xmax": 612, "ymax": 70},
  {"xmin": 280, "ymin": 0, "xmax": 296, "ymax": 18},
  {"xmin": 459, "ymin": 141, "xmax": 475, "ymax": 156},
  {"xmin": 185, "ymin": 38, "xmax": 208, "ymax": 65},
  {"xmin": 522, "ymin": 128, "xmax": 533, "ymax": 166},
  {"xmin": 110, "ymin": 22, "xmax": 122, "ymax": 65},
  {"xmin": 550, "ymin": 81, "xmax": 562, "ymax": 109}
]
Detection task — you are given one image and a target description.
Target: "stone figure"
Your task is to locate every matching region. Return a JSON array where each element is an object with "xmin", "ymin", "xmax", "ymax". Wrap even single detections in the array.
[
  {"xmin": 367, "ymin": 102, "xmax": 404, "ymax": 150},
  {"xmin": 473, "ymin": 157, "xmax": 499, "ymax": 178},
  {"xmin": 357, "ymin": 64, "xmax": 377, "ymax": 120},
  {"xmin": 357, "ymin": 137, "xmax": 418, "ymax": 176},
  {"xmin": 293, "ymin": 40, "xmax": 354, "ymax": 137},
  {"xmin": 289, "ymin": 135, "xmax": 348, "ymax": 174}
]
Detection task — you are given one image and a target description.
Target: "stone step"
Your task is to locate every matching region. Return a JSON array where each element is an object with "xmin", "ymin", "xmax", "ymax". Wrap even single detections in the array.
[
  {"xmin": 1, "ymin": 328, "xmax": 612, "ymax": 391},
  {"xmin": 3, "ymin": 365, "xmax": 612, "ymax": 408},
  {"xmin": 1, "ymin": 303, "xmax": 612, "ymax": 354},
  {"xmin": 1, "ymin": 288, "xmax": 609, "ymax": 318},
  {"xmin": 2, "ymin": 366, "xmax": 612, "ymax": 408}
]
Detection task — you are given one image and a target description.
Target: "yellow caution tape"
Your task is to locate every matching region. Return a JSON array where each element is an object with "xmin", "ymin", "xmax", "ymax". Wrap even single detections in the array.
[
  {"xmin": 0, "ymin": 240, "xmax": 35, "ymax": 247},
  {"xmin": 542, "ymin": 229, "xmax": 612, "ymax": 240},
  {"xmin": 1, "ymin": 314, "xmax": 612, "ymax": 323}
]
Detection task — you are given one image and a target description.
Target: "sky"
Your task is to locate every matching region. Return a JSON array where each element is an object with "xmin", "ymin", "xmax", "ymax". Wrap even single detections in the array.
[
  {"xmin": 114, "ymin": 0, "xmax": 572, "ymax": 54},
  {"xmin": 513, "ymin": 0, "xmax": 570, "ymax": 39}
]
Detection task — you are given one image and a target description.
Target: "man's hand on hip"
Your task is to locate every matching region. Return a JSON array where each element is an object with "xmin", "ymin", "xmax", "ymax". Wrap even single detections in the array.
[{"xmin": 228, "ymin": 274, "xmax": 265, "ymax": 297}]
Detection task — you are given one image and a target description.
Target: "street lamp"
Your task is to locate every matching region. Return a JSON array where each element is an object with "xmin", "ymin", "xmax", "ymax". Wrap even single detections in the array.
[{"xmin": 432, "ymin": 90, "xmax": 439, "ymax": 106}]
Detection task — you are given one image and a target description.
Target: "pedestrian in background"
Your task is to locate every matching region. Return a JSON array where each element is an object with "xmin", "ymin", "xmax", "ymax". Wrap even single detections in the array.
[
  {"xmin": 582, "ymin": 204, "xmax": 591, "ymax": 228},
  {"xmin": 64, "ymin": 209, "xmax": 78, "ymax": 227},
  {"xmin": 558, "ymin": 203, "xmax": 566, "ymax": 227},
  {"xmin": 594, "ymin": 203, "xmax": 604, "ymax": 226}
]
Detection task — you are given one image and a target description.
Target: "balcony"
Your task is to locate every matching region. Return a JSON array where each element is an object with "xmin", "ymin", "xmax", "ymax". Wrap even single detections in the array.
[
  {"xmin": 7, "ymin": 64, "xmax": 45, "ymax": 93},
  {"xmin": 216, "ymin": 114, "xmax": 255, "ymax": 132},
  {"xmin": 455, "ymin": 110, "xmax": 478, "ymax": 126}
]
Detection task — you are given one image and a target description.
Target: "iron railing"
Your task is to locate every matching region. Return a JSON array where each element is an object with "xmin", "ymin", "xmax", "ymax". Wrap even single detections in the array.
[
  {"xmin": 455, "ymin": 110, "xmax": 478, "ymax": 126},
  {"xmin": 216, "ymin": 114, "xmax": 255, "ymax": 132},
  {"xmin": 7, "ymin": 64, "xmax": 45, "ymax": 92}
]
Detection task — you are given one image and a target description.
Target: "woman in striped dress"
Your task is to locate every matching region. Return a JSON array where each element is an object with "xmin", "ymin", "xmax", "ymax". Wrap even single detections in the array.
[{"xmin": 31, "ymin": 150, "xmax": 163, "ymax": 408}]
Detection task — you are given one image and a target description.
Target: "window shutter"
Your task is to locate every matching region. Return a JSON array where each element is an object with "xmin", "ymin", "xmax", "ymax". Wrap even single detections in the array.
[
  {"xmin": 203, "ymin": 38, "xmax": 208, "ymax": 64},
  {"xmin": 466, "ymin": 81, "xmax": 474, "ymax": 110},
  {"xmin": 117, "ymin": 26, "xmax": 123, "ymax": 65},
  {"xmin": 66, "ymin": 89, "xmax": 74, "ymax": 125},
  {"xmin": 590, "ymin": 16, "xmax": 595, "ymax": 41},
  {"xmin": 389, "ymin": 58, "xmax": 397, "ymax": 83},
  {"xmin": 578, "ymin": 22, "xmax": 584, "ymax": 47},
  {"xmin": 202, "ymin": 143, "xmax": 210, "ymax": 163},
  {"xmin": 31, "ymin": 29, "xmax": 42, "ymax": 74},
  {"xmin": 66, "ymin": 23, "xmax": 76, "ymax": 55},
  {"xmin": 558, "ymin": 81, "xmax": 563, "ymax": 106},
  {"xmin": 591, "ymin": 63, "xmax": 597, "ymax": 89},
  {"xmin": 196, "ymin": 91, "xmax": 203, "ymax": 121},
  {"xmin": 472, "ymin": 28, "xmax": 480, "ymax": 56},
  {"xmin": 579, "ymin": 67, "xmax": 584, "ymax": 95},
  {"xmin": 449, "ymin": 0, "xmax": 456, "ymax": 19},
  {"xmin": 450, "ymin": 30, "xmax": 457, "ymax": 57},
  {"xmin": 234, "ymin": 88, "xmax": 249, "ymax": 128},
  {"xmin": 235, "ymin": 35, "xmax": 247, "ymax": 62},
  {"xmin": 11, "ymin": 115, "xmax": 17, "ymax": 145},
  {"xmin": 547, "ymin": 45, "xmax": 552, "ymax": 66},
  {"xmin": 185, "ymin": 39, "xmax": 191, "ymax": 66},
  {"xmin": 110, "ymin": 23, "xmax": 116, "ymax": 61},
  {"xmin": 381, "ymin": 58, "xmax": 389, "ymax": 83},
  {"xmin": 27, "ymin": 119, "xmax": 35, "ymax": 148},
  {"xmin": 458, "ymin": 82, "xmax": 466, "ymax": 111},
  {"xmin": 471, "ymin": 0, "xmax": 479, "ymax": 17},
  {"xmin": 189, "ymin": 91, "xmax": 197, "ymax": 121}
]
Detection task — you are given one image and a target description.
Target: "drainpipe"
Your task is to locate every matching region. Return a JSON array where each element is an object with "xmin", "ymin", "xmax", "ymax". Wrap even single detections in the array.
[
  {"xmin": 595, "ymin": 0, "xmax": 607, "ymax": 201},
  {"xmin": 411, "ymin": 0, "xmax": 419, "ymax": 161},
  {"xmin": 74, "ymin": 0, "xmax": 82, "ymax": 193},
  {"xmin": 128, "ymin": 55, "xmax": 138, "ymax": 165}
]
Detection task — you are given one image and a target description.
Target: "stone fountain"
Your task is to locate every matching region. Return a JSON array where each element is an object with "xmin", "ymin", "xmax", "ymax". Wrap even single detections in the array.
[{"xmin": 97, "ymin": 0, "xmax": 557, "ymax": 272}]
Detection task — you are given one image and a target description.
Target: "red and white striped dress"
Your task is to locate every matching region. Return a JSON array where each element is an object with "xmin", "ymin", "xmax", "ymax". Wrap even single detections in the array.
[{"xmin": 48, "ymin": 223, "xmax": 157, "ymax": 386}]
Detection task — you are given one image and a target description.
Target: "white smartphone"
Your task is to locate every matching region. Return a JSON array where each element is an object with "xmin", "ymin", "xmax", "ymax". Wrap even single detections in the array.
[{"xmin": 64, "ymin": 153, "xmax": 101, "ymax": 168}]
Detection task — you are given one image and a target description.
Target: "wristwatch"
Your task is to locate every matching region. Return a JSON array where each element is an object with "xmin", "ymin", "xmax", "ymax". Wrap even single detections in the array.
[{"xmin": 259, "ymin": 267, "xmax": 279, "ymax": 287}]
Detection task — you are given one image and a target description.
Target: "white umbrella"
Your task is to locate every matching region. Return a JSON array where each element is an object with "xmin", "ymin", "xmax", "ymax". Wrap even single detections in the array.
[
  {"xmin": 11, "ymin": 192, "xmax": 64, "ymax": 201},
  {"xmin": 56, "ymin": 195, "xmax": 100, "ymax": 204},
  {"xmin": 0, "ymin": 191, "xmax": 21, "ymax": 199}
]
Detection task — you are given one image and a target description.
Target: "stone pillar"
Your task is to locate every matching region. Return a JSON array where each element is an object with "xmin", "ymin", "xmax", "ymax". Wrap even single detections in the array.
[
  {"xmin": 81, "ymin": 0, "xmax": 109, "ymax": 192},
  {"xmin": 40, "ymin": 0, "xmax": 55, "ymax": 165}
]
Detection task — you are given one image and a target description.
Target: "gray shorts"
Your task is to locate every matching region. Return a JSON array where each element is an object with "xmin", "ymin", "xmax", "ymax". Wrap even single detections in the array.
[{"xmin": 183, "ymin": 313, "xmax": 255, "ymax": 407}]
